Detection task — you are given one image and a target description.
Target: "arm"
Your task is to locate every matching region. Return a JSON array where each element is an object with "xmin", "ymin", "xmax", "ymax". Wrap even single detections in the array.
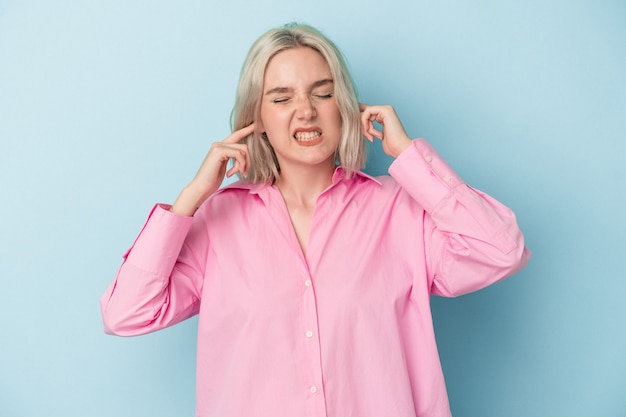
[
  {"xmin": 389, "ymin": 139, "xmax": 530, "ymax": 296},
  {"xmin": 101, "ymin": 124, "xmax": 256, "ymax": 335},
  {"xmin": 361, "ymin": 104, "xmax": 530, "ymax": 297},
  {"xmin": 100, "ymin": 205, "xmax": 201, "ymax": 335}
]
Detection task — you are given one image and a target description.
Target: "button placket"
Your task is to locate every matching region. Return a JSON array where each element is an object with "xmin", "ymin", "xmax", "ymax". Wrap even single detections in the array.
[
  {"xmin": 300, "ymin": 271, "xmax": 327, "ymax": 416},
  {"xmin": 299, "ymin": 194, "xmax": 328, "ymax": 416}
]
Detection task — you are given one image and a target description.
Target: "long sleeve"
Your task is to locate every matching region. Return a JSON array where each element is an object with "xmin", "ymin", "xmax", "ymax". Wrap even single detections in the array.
[
  {"xmin": 389, "ymin": 139, "xmax": 531, "ymax": 297},
  {"xmin": 100, "ymin": 204, "xmax": 205, "ymax": 336}
]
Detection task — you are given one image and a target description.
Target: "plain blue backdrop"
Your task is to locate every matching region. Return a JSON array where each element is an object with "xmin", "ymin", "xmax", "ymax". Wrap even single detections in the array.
[{"xmin": 1, "ymin": 1, "xmax": 625, "ymax": 416}]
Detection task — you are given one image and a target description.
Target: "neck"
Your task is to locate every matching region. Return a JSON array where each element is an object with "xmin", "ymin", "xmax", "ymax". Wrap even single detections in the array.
[{"xmin": 274, "ymin": 159, "xmax": 336, "ymax": 206}]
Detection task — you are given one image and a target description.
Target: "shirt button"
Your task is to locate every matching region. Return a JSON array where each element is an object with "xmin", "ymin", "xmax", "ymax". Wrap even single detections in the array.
[
  {"xmin": 310, "ymin": 386, "xmax": 318, "ymax": 393},
  {"xmin": 443, "ymin": 176, "xmax": 452, "ymax": 182},
  {"xmin": 305, "ymin": 279, "xmax": 312, "ymax": 287},
  {"xmin": 306, "ymin": 330, "xmax": 313, "ymax": 338},
  {"xmin": 425, "ymin": 155, "xmax": 432, "ymax": 162}
]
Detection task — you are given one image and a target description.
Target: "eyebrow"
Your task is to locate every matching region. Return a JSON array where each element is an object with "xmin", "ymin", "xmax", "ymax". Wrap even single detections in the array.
[{"xmin": 264, "ymin": 79, "xmax": 334, "ymax": 96}]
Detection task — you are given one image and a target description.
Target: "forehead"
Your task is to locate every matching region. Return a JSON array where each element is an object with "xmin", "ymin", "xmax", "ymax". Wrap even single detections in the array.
[{"xmin": 263, "ymin": 47, "xmax": 332, "ymax": 88}]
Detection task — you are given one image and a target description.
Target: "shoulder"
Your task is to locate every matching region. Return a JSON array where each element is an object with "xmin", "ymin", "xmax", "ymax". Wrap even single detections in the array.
[
  {"xmin": 345, "ymin": 170, "xmax": 428, "ymax": 214},
  {"xmin": 337, "ymin": 171, "xmax": 410, "ymax": 207},
  {"xmin": 195, "ymin": 180, "xmax": 264, "ymax": 217}
]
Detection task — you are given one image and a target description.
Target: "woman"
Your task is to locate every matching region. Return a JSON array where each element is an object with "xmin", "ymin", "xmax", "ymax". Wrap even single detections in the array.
[{"xmin": 101, "ymin": 23, "xmax": 530, "ymax": 417}]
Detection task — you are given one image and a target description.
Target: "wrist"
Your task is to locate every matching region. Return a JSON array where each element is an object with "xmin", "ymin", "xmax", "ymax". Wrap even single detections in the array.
[
  {"xmin": 170, "ymin": 185, "xmax": 211, "ymax": 216},
  {"xmin": 390, "ymin": 137, "xmax": 413, "ymax": 159}
]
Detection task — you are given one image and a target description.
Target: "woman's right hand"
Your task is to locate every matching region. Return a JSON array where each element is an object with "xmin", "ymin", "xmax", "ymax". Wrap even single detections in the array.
[{"xmin": 170, "ymin": 123, "xmax": 256, "ymax": 216}]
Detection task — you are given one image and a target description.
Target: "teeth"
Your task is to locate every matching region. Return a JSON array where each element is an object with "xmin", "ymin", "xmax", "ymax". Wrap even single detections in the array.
[{"xmin": 294, "ymin": 131, "xmax": 321, "ymax": 141}]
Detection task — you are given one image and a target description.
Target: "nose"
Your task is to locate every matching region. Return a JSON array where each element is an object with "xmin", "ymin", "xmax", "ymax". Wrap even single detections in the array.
[{"xmin": 295, "ymin": 95, "xmax": 316, "ymax": 120}]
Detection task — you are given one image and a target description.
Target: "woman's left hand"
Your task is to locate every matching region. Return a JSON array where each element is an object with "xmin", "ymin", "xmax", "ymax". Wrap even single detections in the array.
[{"xmin": 360, "ymin": 103, "xmax": 412, "ymax": 158}]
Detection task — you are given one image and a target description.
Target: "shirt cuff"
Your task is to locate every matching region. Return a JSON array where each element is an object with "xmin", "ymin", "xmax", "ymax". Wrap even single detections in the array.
[{"xmin": 388, "ymin": 138, "xmax": 464, "ymax": 213}]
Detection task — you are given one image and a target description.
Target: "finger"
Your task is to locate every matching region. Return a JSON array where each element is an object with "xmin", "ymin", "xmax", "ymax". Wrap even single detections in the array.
[
  {"xmin": 229, "ymin": 145, "xmax": 250, "ymax": 177},
  {"xmin": 226, "ymin": 158, "xmax": 244, "ymax": 178},
  {"xmin": 362, "ymin": 122, "xmax": 375, "ymax": 142},
  {"xmin": 365, "ymin": 120, "xmax": 383, "ymax": 141},
  {"xmin": 361, "ymin": 104, "xmax": 393, "ymax": 122},
  {"xmin": 224, "ymin": 148, "xmax": 250, "ymax": 178},
  {"xmin": 211, "ymin": 143, "xmax": 247, "ymax": 162},
  {"xmin": 206, "ymin": 144, "xmax": 245, "ymax": 177},
  {"xmin": 224, "ymin": 148, "xmax": 246, "ymax": 177},
  {"xmin": 229, "ymin": 149, "xmax": 249, "ymax": 178},
  {"xmin": 360, "ymin": 106, "xmax": 383, "ymax": 126},
  {"xmin": 360, "ymin": 109, "xmax": 379, "ymax": 142},
  {"xmin": 359, "ymin": 104, "xmax": 375, "ymax": 122},
  {"xmin": 244, "ymin": 145, "xmax": 251, "ymax": 177},
  {"xmin": 226, "ymin": 163, "xmax": 239, "ymax": 178},
  {"xmin": 360, "ymin": 106, "xmax": 373, "ymax": 138},
  {"xmin": 224, "ymin": 123, "xmax": 256, "ymax": 144},
  {"xmin": 360, "ymin": 104, "xmax": 380, "ymax": 126},
  {"xmin": 361, "ymin": 121, "xmax": 374, "ymax": 142}
]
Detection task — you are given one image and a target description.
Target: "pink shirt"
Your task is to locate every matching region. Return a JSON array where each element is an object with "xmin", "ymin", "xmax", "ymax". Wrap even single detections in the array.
[{"xmin": 101, "ymin": 139, "xmax": 530, "ymax": 417}]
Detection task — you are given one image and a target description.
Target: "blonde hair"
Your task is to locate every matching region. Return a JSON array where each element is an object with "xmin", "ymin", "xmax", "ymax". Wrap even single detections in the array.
[{"xmin": 230, "ymin": 23, "xmax": 366, "ymax": 183}]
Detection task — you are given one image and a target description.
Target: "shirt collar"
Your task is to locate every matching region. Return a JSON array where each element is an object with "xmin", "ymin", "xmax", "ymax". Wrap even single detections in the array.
[
  {"xmin": 219, "ymin": 166, "xmax": 382, "ymax": 196},
  {"xmin": 331, "ymin": 166, "xmax": 382, "ymax": 186}
]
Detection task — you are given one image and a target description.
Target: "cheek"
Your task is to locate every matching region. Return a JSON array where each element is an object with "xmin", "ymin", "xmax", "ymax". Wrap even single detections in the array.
[
  {"xmin": 327, "ymin": 106, "xmax": 343, "ymax": 132},
  {"xmin": 259, "ymin": 108, "xmax": 286, "ymax": 133}
]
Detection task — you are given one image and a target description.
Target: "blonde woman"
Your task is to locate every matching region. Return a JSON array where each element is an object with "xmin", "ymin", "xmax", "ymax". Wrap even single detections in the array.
[{"xmin": 101, "ymin": 23, "xmax": 530, "ymax": 417}]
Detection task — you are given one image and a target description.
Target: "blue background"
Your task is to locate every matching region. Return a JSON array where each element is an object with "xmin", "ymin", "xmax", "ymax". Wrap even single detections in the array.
[{"xmin": 1, "ymin": 1, "xmax": 625, "ymax": 416}]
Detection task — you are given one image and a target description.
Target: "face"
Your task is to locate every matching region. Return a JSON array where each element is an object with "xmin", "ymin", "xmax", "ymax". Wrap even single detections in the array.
[{"xmin": 259, "ymin": 47, "xmax": 342, "ymax": 173}]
